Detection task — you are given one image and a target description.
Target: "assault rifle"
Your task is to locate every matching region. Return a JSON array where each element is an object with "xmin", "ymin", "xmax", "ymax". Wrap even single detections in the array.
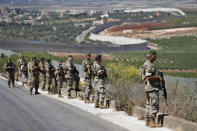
[{"xmin": 158, "ymin": 72, "xmax": 168, "ymax": 105}]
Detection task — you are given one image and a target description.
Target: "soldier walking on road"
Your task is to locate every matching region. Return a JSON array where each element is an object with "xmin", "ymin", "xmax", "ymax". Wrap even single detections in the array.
[
  {"xmin": 141, "ymin": 50, "xmax": 162, "ymax": 128},
  {"xmin": 4, "ymin": 58, "xmax": 15, "ymax": 88},
  {"xmin": 56, "ymin": 60, "xmax": 64, "ymax": 98},
  {"xmin": 45, "ymin": 59, "xmax": 56, "ymax": 94},
  {"xmin": 21, "ymin": 60, "xmax": 28, "ymax": 86},
  {"xmin": 39, "ymin": 57, "xmax": 46, "ymax": 90},
  {"xmin": 64, "ymin": 55, "xmax": 75, "ymax": 99},
  {"xmin": 92, "ymin": 55, "xmax": 107, "ymax": 109},
  {"xmin": 29, "ymin": 57, "xmax": 40, "ymax": 95},
  {"xmin": 82, "ymin": 53, "xmax": 93, "ymax": 103}
]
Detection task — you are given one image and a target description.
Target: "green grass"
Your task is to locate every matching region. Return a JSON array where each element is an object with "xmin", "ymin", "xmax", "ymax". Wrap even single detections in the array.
[{"xmin": 110, "ymin": 36, "xmax": 197, "ymax": 74}]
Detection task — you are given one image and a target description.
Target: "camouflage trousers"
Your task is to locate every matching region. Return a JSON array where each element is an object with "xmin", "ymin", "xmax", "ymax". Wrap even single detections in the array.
[
  {"xmin": 39, "ymin": 74, "xmax": 46, "ymax": 90},
  {"xmin": 145, "ymin": 90, "xmax": 159, "ymax": 119},
  {"xmin": 30, "ymin": 77, "xmax": 39, "ymax": 92},
  {"xmin": 66, "ymin": 77, "xmax": 73, "ymax": 96},
  {"xmin": 94, "ymin": 79, "xmax": 105, "ymax": 104},
  {"xmin": 84, "ymin": 77, "xmax": 92, "ymax": 98},
  {"xmin": 7, "ymin": 72, "xmax": 15, "ymax": 86},
  {"xmin": 46, "ymin": 76, "xmax": 56, "ymax": 91},
  {"xmin": 57, "ymin": 78, "xmax": 63, "ymax": 95}
]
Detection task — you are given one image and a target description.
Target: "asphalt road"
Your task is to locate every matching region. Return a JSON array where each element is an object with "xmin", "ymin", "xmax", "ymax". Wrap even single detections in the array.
[{"xmin": 0, "ymin": 78, "xmax": 127, "ymax": 131}]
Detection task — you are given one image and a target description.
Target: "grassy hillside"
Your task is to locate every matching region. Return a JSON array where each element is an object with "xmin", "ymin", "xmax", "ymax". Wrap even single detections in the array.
[{"xmin": 110, "ymin": 36, "xmax": 197, "ymax": 71}]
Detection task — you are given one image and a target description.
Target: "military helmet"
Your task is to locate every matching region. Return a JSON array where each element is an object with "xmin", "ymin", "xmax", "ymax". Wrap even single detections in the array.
[
  {"xmin": 95, "ymin": 54, "xmax": 102, "ymax": 61},
  {"xmin": 147, "ymin": 50, "xmax": 157, "ymax": 58},
  {"xmin": 86, "ymin": 53, "xmax": 91, "ymax": 56}
]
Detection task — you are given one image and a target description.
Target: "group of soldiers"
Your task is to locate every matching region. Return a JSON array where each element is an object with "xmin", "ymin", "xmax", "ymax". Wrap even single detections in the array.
[
  {"xmin": 4, "ymin": 50, "xmax": 165, "ymax": 128},
  {"xmin": 4, "ymin": 53, "xmax": 108, "ymax": 109}
]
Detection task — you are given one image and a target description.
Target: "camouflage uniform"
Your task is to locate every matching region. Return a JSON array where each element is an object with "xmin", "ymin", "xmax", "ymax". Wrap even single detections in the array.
[
  {"xmin": 21, "ymin": 61, "xmax": 28, "ymax": 85},
  {"xmin": 45, "ymin": 62, "xmax": 56, "ymax": 92},
  {"xmin": 29, "ymin": 61, "xmax": 40, "ymax": 94},
  {"xmin": 142, "ymin": 60, "xmax": 160, "ymax": 119},
  {"xmin": 4, "ymin": 61, "xmax": 15, "ymax": 87},
  {"xmin": 82, "ymin": 58, "xmax": 92, "ymax": 99},
  {"xmin": 64, "ymin": 59, "xmax": 74, "ymax": 96},
  {"xmin": 56, "ymin": 64, "xmax": 64, "ymax": 96},
  {"xmin": 92, "ymin": 61, "xmax": 107, "ymax": 105},
  {"xmin": 39, "ymin": 61, "xmax": 46, "ymax": 90},
  {"xmin": 27, "ymin": 61, "xmax": 33, "ymax": 86},
  {"xmin": 17, "ymin": 58, "xmax": 24, "ymax": 77}
]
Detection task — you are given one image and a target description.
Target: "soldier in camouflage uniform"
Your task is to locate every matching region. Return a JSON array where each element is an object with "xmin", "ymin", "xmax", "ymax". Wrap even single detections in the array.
[
  {"xmin": 27, "ymin": 58, "xmax": 33, "ymax": 87},
  {"xmin": 4, "ymin": 58, "xmax": 15, "ymax": 88},
  {"xmin": 64, "ymin": 55, "xmax": 75, "ymax": 99},
  {"xmin": 29, "ymin": 57, "xmax": 40, "ymax": 95},
  {"xmin": 21, "ymin": 60, "xmax": 28, "ymax": 86},
  {"xmin": 56, "ymin": 60, "xmax": 64, "ymax": 98},
  {"xmin": 141, "ymin": 50, "xmax": 162, "ymax": 128},
  {"xmin": 45, "ymin": 59, "xmax": 56, "ymax": 94},
  {"xmin": 16, "ymin": 56, "xmax": 25, "ymax": 80},
  {"xmin": 82, "ymin": 53, "xmax": 92, "ymax": 103},
  {"xmin": 39, "ymin": 57, "xmax": 46, "ymax": 90},
  {"xmin": 92, "ymin": 55, "xmax": 107, "ymax": 109}
]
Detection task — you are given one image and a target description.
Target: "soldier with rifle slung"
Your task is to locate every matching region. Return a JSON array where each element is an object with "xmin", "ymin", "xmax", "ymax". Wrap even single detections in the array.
[
  {"xmin": 82, "ymin": 53, "xmax": 93, "ymax": 103},
  {"xmin": 4, "ymin": 58, "xmax": 15, "ymax": 88},
  {"xmin": 29, "ymin": 57, "xmax": 40, "ymax": 95},
  {"xmin": 39, "ymin": 57, "xmax": 46, "ymax": 90},
  {"xmin": 45, "ymin": 59, "xmax": 56, "ymax": 94},
  {"xmin": 56, "ymin": 60, "xmax": 64, "ymax": 98},
  {"xmin": 92, "ymin": 55, "xmax": 108, "ymax": 109},
  {"xmin": 141, "ymin": 50, "xmax": 164, "ymax": 128},
  {"xmin": 64, "ymin": 55, "xmax": 75, "ymax": 99}
]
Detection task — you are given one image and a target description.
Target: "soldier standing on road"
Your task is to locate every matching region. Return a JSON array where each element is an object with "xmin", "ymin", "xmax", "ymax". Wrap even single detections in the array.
[
  {"xmin": 64, "ymin": 55, "xmax": 75, "ymax": 99},
  {"xmin": 56, "ymin": 60, "xmax": 64, "ymax": 98},
  {"xmin": 45, "ymin": 59, "xmax": 56, "ymax": 94},
  {"xmin": 92, "ymin": 55, "xmax": 107, "ymax": 109},
  {"xmin": 39, "ymin": 57, "xmax": 46, "ymax": 90},
  {"xmin": 29, "ymin": 57, "xmax": 40, "ymax": 95},
  {"xmin": 21, "ymin": 60, "xmax": 28, "ymax": 86},
  {"xmin": 27, "ymin": 58, "xmax": 33, "ymax": 87},
  {"xmin": 141, "ymin": 50, "xmax": 162, "ymax": 128},
  {"xmin": 17, "ymin": 56, "xmax": 25, "ymax": 80},
  {"xmin": 4, "ymin": 58, "xmax": 15, "ymax": 88},
  {"xmin": 82, "ymin": 53, "xmax": 93, "ymax": 103}
]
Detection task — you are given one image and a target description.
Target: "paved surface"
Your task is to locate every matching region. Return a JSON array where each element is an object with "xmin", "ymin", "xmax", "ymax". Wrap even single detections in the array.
[
  {"xmin": 0, "ymin": 78, "xmax": 127, "ymax": 131},
  {"xmin": 76, "ymin": 26, "xmax": 95, "ymax": 43}
]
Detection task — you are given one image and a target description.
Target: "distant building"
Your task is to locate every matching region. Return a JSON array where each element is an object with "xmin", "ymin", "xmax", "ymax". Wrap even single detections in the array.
[
  {"xmin": 59, "ymin": 11, "xmax": 67, "ymax": 17},
  {"xmin": 107, "ymin": 18, "xmax": 120, "ymax": 22},
  {"xmin": 68, "ymin": 10, "xmax": 81, "ymax": 15},
  {"xmin": 101, "ymin": 14, "xmax": 109, "ymax": 18},
  {"xmin": 154, "ymin": 12, "xmax": 160, "ymax": 17},
  {"xmin": 88, "ymin": 10, "xmax": 97, "ymax": 16},
  {"xmin": 41, "ymin": 10, "xmax": 50, "ymax": 18},
  {"xmin": 5, "ymin": 16, "xmax": 12, "ymax": 23},
  {"xmin": 93, "ymin": 20, "xmax": 104, "ymax": 25}
]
